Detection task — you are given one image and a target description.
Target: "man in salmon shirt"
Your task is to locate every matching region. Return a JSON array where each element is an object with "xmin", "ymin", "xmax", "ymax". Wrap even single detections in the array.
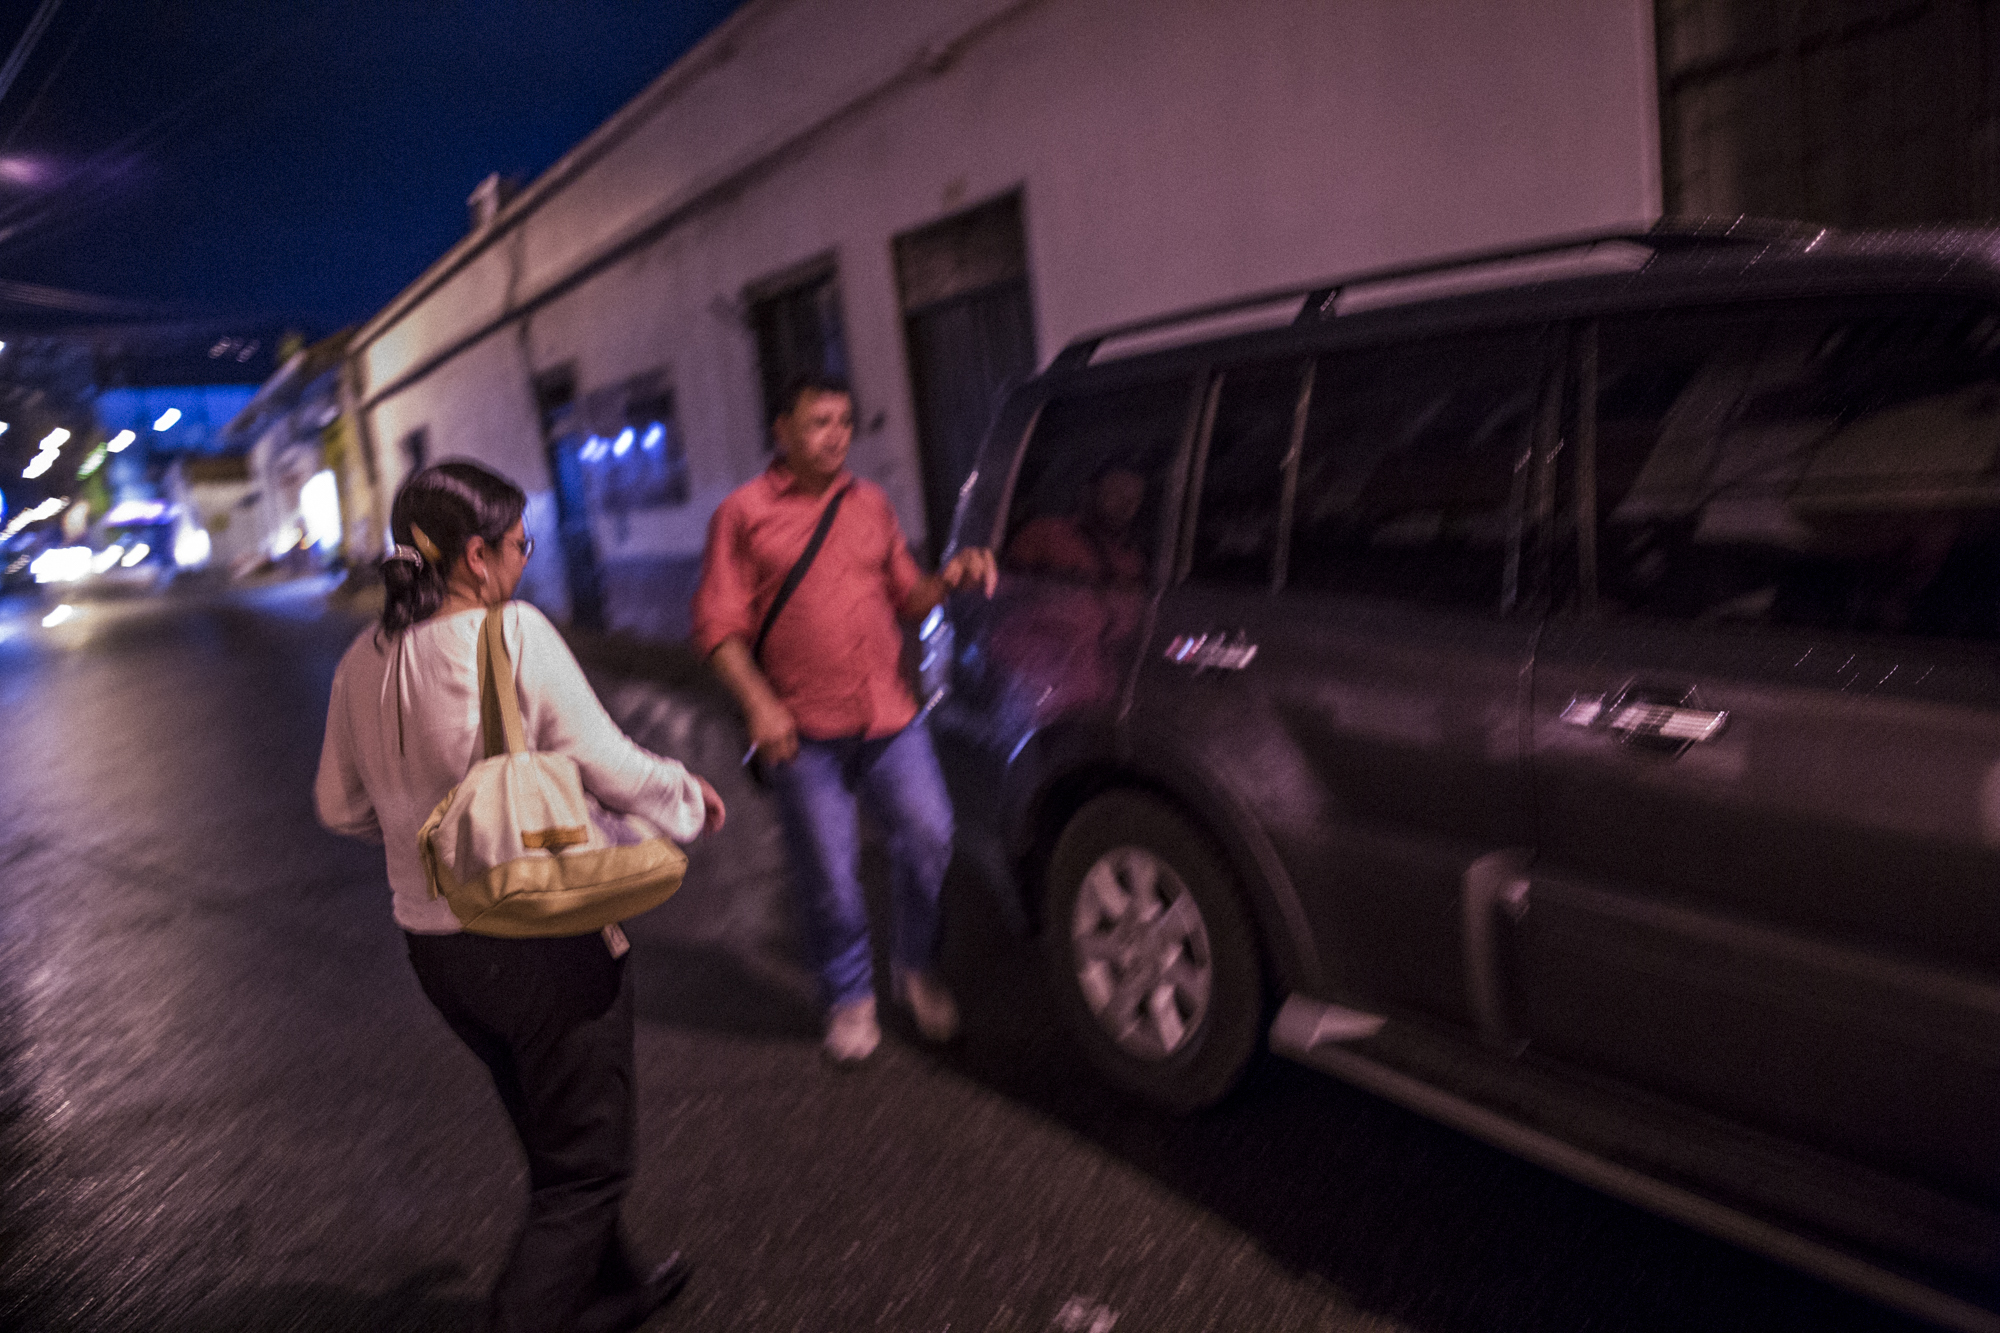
[{"xmin": 693, "ymin": 374, "xmax": 997, "ymax": 1063}]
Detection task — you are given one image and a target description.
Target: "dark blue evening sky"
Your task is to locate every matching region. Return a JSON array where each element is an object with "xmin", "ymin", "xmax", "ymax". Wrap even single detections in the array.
[{"xmin": 0, "ymin": 0, "xmax": 745, "ymax": 331}]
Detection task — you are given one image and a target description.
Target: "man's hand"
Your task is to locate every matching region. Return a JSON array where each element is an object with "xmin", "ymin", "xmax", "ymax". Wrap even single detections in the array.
[
  {"xmin": 695, "ymin": 776, "xmax": 727, "ymax": 834},
  {"xmin": 746, "ymin": 697, "xmax": 800, "ymax": 766},
  {"xmin": 709, "ymin": 637, "xmax": 798, "ymax": 767},
  {"xmin": 940, "ymin": 546, "xmax": 998, "ymax": 598}
]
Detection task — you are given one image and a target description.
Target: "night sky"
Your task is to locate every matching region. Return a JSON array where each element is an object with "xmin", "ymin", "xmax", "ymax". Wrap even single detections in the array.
[{"xmin": 0, "ymin": 0, "xmax": 745, "ymax": 333}]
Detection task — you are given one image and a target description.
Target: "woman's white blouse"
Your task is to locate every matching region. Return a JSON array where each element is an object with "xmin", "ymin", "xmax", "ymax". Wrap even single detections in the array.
[{"xmin": 315, "ymin": 601, "xmax": 706, "ymax": 933}]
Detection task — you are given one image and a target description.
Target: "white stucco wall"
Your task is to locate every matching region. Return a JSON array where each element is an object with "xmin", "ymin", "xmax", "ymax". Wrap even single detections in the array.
[{"xmin": 351, "ymin": 0, "xmax": 1660, "ymax": 631}]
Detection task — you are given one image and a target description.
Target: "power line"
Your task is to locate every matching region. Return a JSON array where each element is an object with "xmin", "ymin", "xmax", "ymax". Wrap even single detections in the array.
[
  {"xmin": 0, "ymin": 0, "xmax": 109, "ymax": 158},
  {"xmin": 0, "ymin": 0, "xmax": 346, "ymax": 260},
  {"xmin": 0, "ymin": 0, "xmax": 63, "ymax": 114}
]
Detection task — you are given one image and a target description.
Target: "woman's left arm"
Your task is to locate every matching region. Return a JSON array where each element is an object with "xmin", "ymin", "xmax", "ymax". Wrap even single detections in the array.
[{"xmin": 510, "ymin": 605, "xmax": 723, "ymax": 839}]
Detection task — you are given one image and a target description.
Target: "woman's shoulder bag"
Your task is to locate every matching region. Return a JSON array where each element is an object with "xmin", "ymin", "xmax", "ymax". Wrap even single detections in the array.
[{"xmin": 418, "ymin": 605, "xmax": 688, "ymax": 936}]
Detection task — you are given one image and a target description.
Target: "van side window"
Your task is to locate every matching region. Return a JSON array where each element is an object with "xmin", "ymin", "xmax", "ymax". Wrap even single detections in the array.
[
  {"xmin": 1189, "ymin": 360, "xmax": 1307, "ymax": 586},
  {"xmin": 1289, "ymin": 330, "xmax": 1546, "ymax": 609},
  {"xmin": 1003, "ymin": 378, "xmax": 1190, "ymax": 586},
  {"xmin": 1592, "ymin": 301, "xmax": 2000, "ymax": 641}
]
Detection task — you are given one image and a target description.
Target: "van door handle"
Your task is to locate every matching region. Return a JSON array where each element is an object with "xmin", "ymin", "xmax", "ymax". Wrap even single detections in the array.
[
  {"xmin": 1164, "ymin": 631, "xmax": 1258, "ymax": 671},
  {"xmin": 1560, "ymin": 693, "xmax": 1728, "ymax": 745}
]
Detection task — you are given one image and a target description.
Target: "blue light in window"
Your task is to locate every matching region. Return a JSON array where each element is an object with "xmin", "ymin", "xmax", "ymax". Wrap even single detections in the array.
[
  {"xmin": 612, "ymin": 427, "xmax": 634, "ymax": 458},
  {"xmin": 641, "ymin": 423, "xmax": 665, "ymax": 452},
  {"xmin": 581, "ymin": 435, "xmax": 607, "ymax": 462}
]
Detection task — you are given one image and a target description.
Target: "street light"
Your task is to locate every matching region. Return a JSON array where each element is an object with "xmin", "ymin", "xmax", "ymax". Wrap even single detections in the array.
[
  {"xmin": 106, "ymin": 429, "xmax": 136, "ymax": 453},
  {"xmin": 153, "ymin": 408, "xmax": 181, "ymax": 431}
]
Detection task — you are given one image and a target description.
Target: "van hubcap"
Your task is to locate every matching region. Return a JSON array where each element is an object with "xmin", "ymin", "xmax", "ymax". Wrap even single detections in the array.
[{"xmin": 1070, "ymin": 846, "xmax": 1213, "ymax": 1060}]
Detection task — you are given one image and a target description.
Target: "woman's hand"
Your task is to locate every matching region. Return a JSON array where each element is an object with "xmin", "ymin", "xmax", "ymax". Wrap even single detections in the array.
[{"xmin": 696, "ymin": 776, "xmax": 727, "ymax": 834}]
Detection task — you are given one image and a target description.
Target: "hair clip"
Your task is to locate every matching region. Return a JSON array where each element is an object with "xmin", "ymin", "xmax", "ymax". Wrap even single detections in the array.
[
  {"xmin": 387, "ymin": 544, "xmax": 424, "ymax": 568},
  {"xmin": 408, "ymin": 525, "xmax": 443, "ymax": 565}
]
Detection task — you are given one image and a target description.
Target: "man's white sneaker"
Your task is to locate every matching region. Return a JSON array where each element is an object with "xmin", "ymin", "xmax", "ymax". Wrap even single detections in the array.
[
  {"xmin": 823, "ymin": 995, "xmax": 880, "ymax": 1064},
  {"xmin": 893, "ymin": 969, "xmax": 960, "ymax": 1044}
]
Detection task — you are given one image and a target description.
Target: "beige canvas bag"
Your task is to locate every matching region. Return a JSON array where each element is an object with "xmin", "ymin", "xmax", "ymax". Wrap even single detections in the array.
[{"xmin": 418, "ymin": 605, "xmax": 687, "ymax": 937}]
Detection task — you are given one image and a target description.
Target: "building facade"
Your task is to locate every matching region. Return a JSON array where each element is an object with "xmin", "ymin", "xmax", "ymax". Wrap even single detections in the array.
[{"xmin": 344, "ymin": 0, "xmax": 1663, "ymax": 639}]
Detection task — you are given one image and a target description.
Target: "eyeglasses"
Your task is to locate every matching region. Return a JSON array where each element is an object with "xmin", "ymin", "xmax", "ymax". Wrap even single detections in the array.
[{"xmin": 504, "ymin": 534, "xmax": 535, "ymax": 559}]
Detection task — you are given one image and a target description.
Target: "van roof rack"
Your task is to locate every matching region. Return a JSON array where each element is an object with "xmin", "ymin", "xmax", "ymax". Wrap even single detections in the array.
[{"xmin": 1048, "ymin": 217, "xmax": 1826, "ymax": 372}]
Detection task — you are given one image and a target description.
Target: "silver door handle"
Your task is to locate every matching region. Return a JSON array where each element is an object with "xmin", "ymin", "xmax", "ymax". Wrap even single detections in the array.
[
  {"xmin": 1561, "ymin": 694, "xmax": 1727, "ymax": 744},
  {"xmin": 1164, "ymin": 632, "xmax": 1258, "ymax": 671}
]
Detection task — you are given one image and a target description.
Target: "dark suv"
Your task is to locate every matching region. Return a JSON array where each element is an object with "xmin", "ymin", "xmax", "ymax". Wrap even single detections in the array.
[{"xmin": 926, "ymin": 221, "xmax": 2000, "ymax": 1330}]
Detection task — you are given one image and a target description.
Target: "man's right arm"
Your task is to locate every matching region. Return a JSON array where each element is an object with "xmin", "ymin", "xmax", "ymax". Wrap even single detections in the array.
[{"xmin": 709, "ymin": 637, "xmax": 800, "ymax": 765}]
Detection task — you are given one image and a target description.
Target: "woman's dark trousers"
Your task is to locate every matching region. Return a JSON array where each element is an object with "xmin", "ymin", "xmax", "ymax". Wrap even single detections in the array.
[{"xmin": 405, "ymin": 930, "xmax": 638, "ymax": 1333}]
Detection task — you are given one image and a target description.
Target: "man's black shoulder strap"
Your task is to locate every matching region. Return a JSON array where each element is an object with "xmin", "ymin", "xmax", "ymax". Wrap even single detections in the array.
[{"xmin": 753, "ymin": 483, "xmax": 852, "ymax": 664}]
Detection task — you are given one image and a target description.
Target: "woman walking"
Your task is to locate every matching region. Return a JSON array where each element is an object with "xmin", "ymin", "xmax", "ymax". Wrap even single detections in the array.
[{"xmin": 316, "ymin": 460, "xmax": 724, "ymax": 1333}]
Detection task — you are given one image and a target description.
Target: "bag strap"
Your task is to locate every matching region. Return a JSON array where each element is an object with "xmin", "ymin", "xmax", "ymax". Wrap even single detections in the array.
[
  {"xmin": 752, "ymin": 483, "xmax": 851, "ymax": 665},
  {"xmin": 477, "ymin": 605, "xmax": 528, "ymax": 759}
]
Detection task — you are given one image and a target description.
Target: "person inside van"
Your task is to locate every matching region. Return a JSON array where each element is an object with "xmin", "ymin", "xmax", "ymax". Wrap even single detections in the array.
[{"xmin": 1005, "ymin": 462, "xmax": 1149, "ymax": 585}]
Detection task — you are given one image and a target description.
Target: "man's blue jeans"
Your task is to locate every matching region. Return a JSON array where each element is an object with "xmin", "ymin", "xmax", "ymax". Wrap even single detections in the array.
[{"xmin": 766, "ymin": 720, "xmax": 954, "ymax": 1010}]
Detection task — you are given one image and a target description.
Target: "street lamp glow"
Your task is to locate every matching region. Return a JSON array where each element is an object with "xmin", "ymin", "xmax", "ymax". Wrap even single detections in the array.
[
  {"xmin": 152, "ymin": 408, "xmax": 182, "ymax": 431},
  {"xmin": 41, "ymin": 604, "xmax": 75, "ymax": 628},
  {"xmin": 39, "ymin": 427, "xmax": 69, "ymax": 450},
  {"xmin": 22, "ymin": 452, "xmax": 51, "ymax": 480},
  {"xmin": 106, "ymin": 429, "xmax": 135, "ymax": 453}
]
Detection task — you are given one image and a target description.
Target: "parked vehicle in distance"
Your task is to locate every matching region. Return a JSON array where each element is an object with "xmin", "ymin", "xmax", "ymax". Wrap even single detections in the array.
[
  {"xmin": 927, "ymin": 220, "xmax": 2000, "ymax": 1333},
  {"xmin": 1, "ymin": 530, "xmax": 49, "ymax": 593}
]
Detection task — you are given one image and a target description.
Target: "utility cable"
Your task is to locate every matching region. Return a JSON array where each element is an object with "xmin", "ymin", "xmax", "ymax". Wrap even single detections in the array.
[
  {"xmin": 0, "ymin": 0, "xmax": 346, "ymax": 261},
  {"xmin": 0, "ymin": 0, "xmax": 109, "ymax": 157},
  {"xmin": 0, "ymin": 0, "xmax": 62, "ymax": 115}
]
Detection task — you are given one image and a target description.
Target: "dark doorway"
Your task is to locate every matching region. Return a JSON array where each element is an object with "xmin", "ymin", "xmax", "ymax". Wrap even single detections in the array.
[
  {"xmin": 748, "ymin": 259, "xmax": 850, "ymax": 430},
  {"xmin": 533, "ymin": 364, "xmax": 605, "ymax": 632},
  {"xmin": 895, "ymin": 193, "xmax": 1038, "ymax": 556}
]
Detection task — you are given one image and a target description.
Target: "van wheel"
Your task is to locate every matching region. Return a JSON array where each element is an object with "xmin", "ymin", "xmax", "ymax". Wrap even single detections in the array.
[{"xmin": 1042, "ymin": 791, "xmax": 1263, "ymax": 1112}]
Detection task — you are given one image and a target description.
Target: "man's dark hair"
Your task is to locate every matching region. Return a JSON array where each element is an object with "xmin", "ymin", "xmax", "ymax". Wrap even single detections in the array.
[{"xmin": 771, "ymin": 371, "xmax": 852, "ymax": 424}]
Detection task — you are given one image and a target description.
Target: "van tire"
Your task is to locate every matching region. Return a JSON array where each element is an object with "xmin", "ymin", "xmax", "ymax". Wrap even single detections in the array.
[{"xmin": 1042, "ymin": 790, "xmax": 1263, "ymax": 1112}]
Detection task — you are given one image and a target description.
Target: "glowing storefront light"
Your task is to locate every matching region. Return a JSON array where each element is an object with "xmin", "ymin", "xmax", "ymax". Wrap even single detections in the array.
[
  {"xmin": 612, "ymin": 427, "xmax": 635, "ymax": 457},
  {"xmin": 641, "ymin": 423, "xmax": 665, "ymax": 452},
  {"xmin": 173, "ymin": 526, "xmax": 212, "ymax": 569},
  {"xmin": 121, "ymin": 543, "xmax": 150, "ymax": 567},
  {"xmin": 22, "ymin": 452, "xmax": 52, "ymax": 479},
  {"xmin": 41, "ymin": 604, "xmax": 74, "ymax": 628},
  {"xmin": 90, "ymin": 546, "xmax": 124, "ymax": 574},
  {"xmin": 106, "ymin": 429, "xmax": 136, "ymax": 453},
  {"xmin": 2, "ymin": 496, "xmax": 68, "ymax": 540},
  {"xmin": 299, "ymin": 470, "xmax": 341, "ymax": 549},
  {"xmin": 104, "ymin": 499, "xmax": 167, "ymax": 525},
  {"xmin": 153, "ymin": 408, "xmax": 182, "ymax": 431},
  {"xmin": 39, "ymin": 427, "xmax": 69, "ymax": 450},
  {"xmin": 30, "ymin": 546, "xmax": 91, "ymax": 584}
]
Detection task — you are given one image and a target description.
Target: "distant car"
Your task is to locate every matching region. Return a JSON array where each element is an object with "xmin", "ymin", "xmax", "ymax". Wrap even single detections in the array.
[
  {"xmin": 928, "ymin": 221, "xmax": 2000, "ymax": 1331},
  {"xmin": 77, "ymin": 520, "xmax": 176, "ymax": 597},
  {"xmin": 1, "ymin": 531, "xmax": 46, "ymax": 594}
]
